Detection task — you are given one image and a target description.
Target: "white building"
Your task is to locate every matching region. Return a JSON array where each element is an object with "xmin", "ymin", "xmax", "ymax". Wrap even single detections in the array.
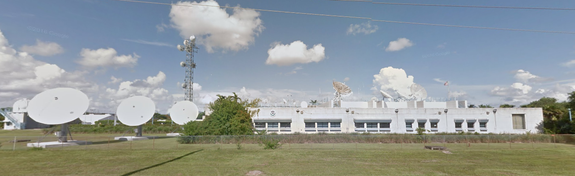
[{"xmin": 250, "ymin": 100, "xmax": 543, "ymax": 134}]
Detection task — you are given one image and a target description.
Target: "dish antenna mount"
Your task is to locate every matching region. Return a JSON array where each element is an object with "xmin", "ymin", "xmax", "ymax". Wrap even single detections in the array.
[{"xmin": 177, "ymin": 35, "xmax": 199, "ymax": 102}]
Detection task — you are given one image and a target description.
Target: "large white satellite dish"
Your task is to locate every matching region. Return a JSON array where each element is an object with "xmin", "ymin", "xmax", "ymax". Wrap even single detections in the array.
[
  {"xmin": 300, "ymin": 101, "xmax": 308, "ymax": 108},
  {"xmin": 380, "ymin": 90, "xmax": 393, "ymax": 99},
  {"xmin": 169, "ymin": 101, "xmax": 199, "ymax": 125},
  {"xmin": 27, "ymin": 88, "xmax": 89, "ymax": 125},
  {"xmin": 116, "ymin": 96, "xmax": 156, "ymax": 126},
  {"xmin": 410, "ymin": 83, "xmax": 428, "ymax": 100},
  {"xmin": 333, "ymin": 81, "xmax": 352, "ymax": 95},
  {"xmin": 12, "ymin": 98, "xmax": 29, "ymax": 113}
]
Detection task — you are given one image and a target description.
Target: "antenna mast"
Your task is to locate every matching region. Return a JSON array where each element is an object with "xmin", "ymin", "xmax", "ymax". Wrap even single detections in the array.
[{"xmin": 177, "ymin": 36, "xmax": 199, "ymax": 102}]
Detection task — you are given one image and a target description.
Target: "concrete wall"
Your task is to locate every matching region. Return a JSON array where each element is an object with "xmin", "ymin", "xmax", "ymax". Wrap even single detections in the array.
[
  {"xmin": 385, "ymin": 102, "xmax": 408, "ymax": 108},
  {"xmin": 250, "ymin": 107, "xmax": 543, "ymax": 134},
  {"xmin": 341, "ymin": 101, "xmax": 369, "ymax": 108}
]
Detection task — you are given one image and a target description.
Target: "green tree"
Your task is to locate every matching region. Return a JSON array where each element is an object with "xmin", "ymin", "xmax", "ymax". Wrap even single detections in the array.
[
  {"xmin": 153, "ymin": 113, "xmax": 168, "ymax": 120},
  {"xmin": 499, "ymin": 104, "xmax": 515, "ymax": 108},
  {"xmin": 468, "ymin": 104, "xmax": 477, "ymax": 108},
  {"xmin": 183, "ymin": 93, "xmax": 260, "ymax": 136},
  {"xmin": 478, "ymin": 104, "xmax": 493, "ymax": 108},
  {"xmin": 522, "ymin": 96, "xmax": 572, "ymax": 134},
  {"xmin": 196, "ymin": 111, "xmax": 205, "ymax": 119}
]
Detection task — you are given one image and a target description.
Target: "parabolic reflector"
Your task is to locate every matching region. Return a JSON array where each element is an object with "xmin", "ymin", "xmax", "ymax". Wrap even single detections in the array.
[
  {"xmin": 116, "ymin": 96, "xmax": 156, "ymax": 126},
  {"xmin": 380, "ymin": 90, "xmax": 393, "ymax": 99},
  {"xmin": 300, "ymin": 101, "xmax": 308, "ymax": 108},
  {"xmin": 333, "ymin": 81, "xmax": 352, "ymax": 95},
  {"xmin": 27, "ymin": 88, "xmax": 89, "ymax": 125},
  {"xmin": 410, "ymin": 83, "xmax": 428, "ymax": 100},
  {"xmin": 169, "ymin": 101, "xmax": 199, "ymax": 125}
]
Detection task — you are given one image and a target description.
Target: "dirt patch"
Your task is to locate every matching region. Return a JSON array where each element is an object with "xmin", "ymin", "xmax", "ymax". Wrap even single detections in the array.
[
  {"xmin": 246, "ymin": 170, "xmax": 264, "ymax": 176},
  {"xmin": 442, "ymin": 151, "xmax": 453, "ymax": 154}
]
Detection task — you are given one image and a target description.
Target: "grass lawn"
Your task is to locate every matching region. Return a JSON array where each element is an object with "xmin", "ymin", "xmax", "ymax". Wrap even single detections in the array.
[{"xmin": 0, "ymin": 130, "xmax": 574, "ymax": 175}]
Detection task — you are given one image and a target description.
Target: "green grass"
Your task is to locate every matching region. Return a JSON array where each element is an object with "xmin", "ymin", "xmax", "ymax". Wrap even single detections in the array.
[{"xmin": 1, "ymin": 130, "xmax": 575, "ymax": 175}]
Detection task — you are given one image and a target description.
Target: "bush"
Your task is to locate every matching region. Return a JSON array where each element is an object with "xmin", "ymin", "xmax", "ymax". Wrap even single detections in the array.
[
  {"xmin": 260, "ymin": 138, "xmax": 282, "ymax": 150},
  {"xmin": 177, "ymin": 136, "xmax": 195, "ymax": 144}
]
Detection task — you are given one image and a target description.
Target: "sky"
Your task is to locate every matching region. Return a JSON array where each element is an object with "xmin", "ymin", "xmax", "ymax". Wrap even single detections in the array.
[{"xmin": 1, "ymin": 0, "xmax": 575, "ymax": 113}]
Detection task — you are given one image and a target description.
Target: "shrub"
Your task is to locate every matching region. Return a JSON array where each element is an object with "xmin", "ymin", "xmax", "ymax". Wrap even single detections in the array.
[
  {"xmin": 416, "ymin": 128, "xmax": 426, "ymax": 135},
  {"xmin": 260, "ymin": 138, "xmax": 282, "ymax": 150}
]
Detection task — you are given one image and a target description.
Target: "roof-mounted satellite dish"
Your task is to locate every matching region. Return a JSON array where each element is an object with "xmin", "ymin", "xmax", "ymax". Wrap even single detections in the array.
[
  {"xmin": 380, "ymin": 90, "xmax": 393, "ymax": 99},
  {"xmin": 116, "ymin": 96, "xmax": 155, "ymax": 126},
  {"xmin": 27, "ymin": 88, "xmax": 89, "ymax": 125},
  {"xmin": 169, "ymin": 101, "xmax": 199, "ymax": 125},
  {"xmin": 410, "ymin": 83, "xmax": 428, "ymax": 100},
  {"xmin": 333, "ymin": 81, "xmax": 352, "ymax": 96},
  {"xmin": 300, "ymin": 101, "xmax": 308, "ymax": 108},
  {"xmin": 177, "ymin": 45, "xmax": 184, "ymax": 51}
]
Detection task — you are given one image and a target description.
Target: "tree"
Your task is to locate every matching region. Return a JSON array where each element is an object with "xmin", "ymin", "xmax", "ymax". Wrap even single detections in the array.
[
  {"xmin": 310, "ymin": 100, "xmax": 318, "ymax": 106},
  {"xmin": 183, "ymin": 93, "xmax": 260, "ymax": 136},
  {"xmin": 196, "ymin": 111, "xmax": 205, "ymax": 119},
  {"xmin": 468, "ymin": 104, "xmax": 477, "ymax": 108},
  {"xmin": 478, "ymin": 104, "xmax": 493, "ymax": 108},
  {"xmin": 499, "ymin": 104, "xmax": 515, "ymax": 108},
  {"xmin": 153, "ymin": 113, "xmax": 168, "ymax": 120}
]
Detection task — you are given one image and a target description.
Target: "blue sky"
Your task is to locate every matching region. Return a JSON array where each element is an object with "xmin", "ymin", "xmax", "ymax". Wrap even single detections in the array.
[{"xmin": 1, "ymin": 0, "xmax": 575, "ymax": 112}]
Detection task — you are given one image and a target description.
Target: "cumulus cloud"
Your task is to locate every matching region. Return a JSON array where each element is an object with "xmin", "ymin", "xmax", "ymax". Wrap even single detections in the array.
[
  {"xmin": 19, "ymin": 40, "xmax": 64, "ymax": 56},
  {"xmin": 373, "ymin": 66, "xmax": 415, "ymax": 98},
  {"xmin": 346, "ymin": 21, "xmax": 378, "ymax": 35},
  {"xmin": 562, "ymin": 60, "xmax": 575, "ymax": 67},
  {"xmin": 102, "ymin": 71, "xmax": 172, "ymax": 112},
  {"xmin": 385, "ymin": 38, "xmax": 413, "ymax": 52},
  {"xmin": 513, "ymin": 69, "xmax": 552, "ymax": 84},
  {"xmin": 266, "ymin": 41, "xmax": 325, "ymax": 66},
  {"xmin": 0, "ymin": 30, "xmax": 94, "ymax": 107},
  {"xmin": 169, "ymin": 0, "xmax": 264, "ymax": 53},
  {"xmin": 77, "ymin": 48, "xmax": 139, "ymax": 69},
  {"xmin": 491, "ymin": 83, "xmax": 534, "ymax": 103},
  {"xmin": 108, "ymin": 76, "xmax": 122, "ymax": 84}
]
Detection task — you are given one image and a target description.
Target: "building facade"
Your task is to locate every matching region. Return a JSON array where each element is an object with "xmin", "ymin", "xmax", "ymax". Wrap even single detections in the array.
[{"xmin": 250, "ymin": 100, "xmax": 544, "ymax": 134}]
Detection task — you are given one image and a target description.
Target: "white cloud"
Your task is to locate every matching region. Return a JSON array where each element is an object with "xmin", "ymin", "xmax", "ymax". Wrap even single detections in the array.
[
  {"xmin": 285, "ymin": 66, "xmax": 303, "ymax": 75},
  {"xmin": 0, "ymin": 30, "xmax": 94, "ymax": 107},
  {"xmin": 19, "ymin": 40, "xmax": 64, "ymax": 56},
  {"xmin": 562, "ymin": 60, "xmax": 575, "ymax": 67},
  {"xmin": 513, "ymin": 69, "xmax": 551, "ymax": 84},
  {"xmin": 102, "ymin": 71, "xmax": 173, "ymax": 113},
  {"xmin": 385, "ymin": 38, "xmax": 413, "ymax": 52},
  {"xmin": 156, "ymin": 23, "xmax": 168, "ymax": 32},
  {"xmin": 373, "ymin": 66, "xmax": 415, "ymax": 98},
  {"xmin": 77, "ymin": 48, "xmax": 139, "ymax": 69},
  {"xmin": 169, "ymin": 0, "xmax": 264, "ymax": 53},
  {"xmin": 433, "ymin": 78, "xmax": 447, "ymax": 84},
  {"xmin": 491, "ymin": 83, "xmax": 533, "ymax": 103},
  {"xmin": 346, "ymin": 21, "xmax": 378, "ymax": 35},
  {"xmin": 121, "ymin": 39, "xmax": 173, "ymax": 47},
  {"xmin": 108, "ymin": 76, "xmax": 122, "ymax": 84},
  {"xmin": 344, "ymin": 77, "xmax": 350, "ymax": 82},
  {"xmin": 266, "ymin": 41, "xmax": 325, "ymax": 66},
  {"xmin": 436, "ymin": 43, "xmax": 446, "ymax": 49}
]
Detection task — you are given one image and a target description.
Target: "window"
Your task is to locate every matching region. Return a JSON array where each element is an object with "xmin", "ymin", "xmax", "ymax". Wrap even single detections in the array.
[
  {"xmin": 455, "ymin": 122, "xmax": 462, "ymax": 128},
  {"xmin": 430, "ymin": 122, "xmax": 438, "ymax": 128},
  {"xmin": 316, "ymin": 122, "xmax": 328, "ymax": 128},
  {"xmin": 380, "ymin": 123, "xmax": 390, "ymax": 128},
  {"xmin": 254, "ymin": 122, "xmax": 265, "ymax": 128},
  {"xmin": 305, "ymin": 122, "xmax": 315, "ymax": 128},
  {"xmin": 467, "ymin": 122, "xmax": 475, "ymax": 129},
  {"xmin": 480, "ymin": 122, "xmax": 487, "ymax": 128},
  {"xmin": 330, "ymin": 122, "xmax": 340, "ymax": 128},
  {"xmin": 267, "ymin": 122, "xmax": 278, "ymax": 128},
  {"xmin": 366, "ymin": 123, "xmax": 378, "ymax": 128},
  {"xmin": 406, "ymin": 122, "xmax": 413, "ymax": 129},
  {"xmin": 355, "ymin": 123, "xmax": 365, "ymax": 128},
  {"xmin": 418, "ymin": 122, "xmax": 425, "ymax": 129},
  {"xmin": 280, "ymin": 122, "xmax": 291, "ymax": 128},
  {"xmin": 512, "ymin": 114, "xmax": 526, "ymax": 129}
]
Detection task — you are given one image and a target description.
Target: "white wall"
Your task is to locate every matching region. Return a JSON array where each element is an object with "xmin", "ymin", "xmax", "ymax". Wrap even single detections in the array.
[
  {"xmin": 250, "ymin": 107, "xmax": 543, "ymax": 134},
  {"xmin": 341, "ymin": 101, "xmax": 369, "ymax": 108}
]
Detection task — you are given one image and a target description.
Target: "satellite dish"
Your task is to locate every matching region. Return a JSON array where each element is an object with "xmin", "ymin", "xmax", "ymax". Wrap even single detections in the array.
[
  {"xmin": 180, "ymin": 61, "xmax": 186, "ymax": 67},
  {"xmin": 333, "ymin": 81, "xmax": 352, "ymax": 95},
  {"xmin": 116, "ymin": 96, "xmax": 155, "ymax": 126},
  {"xmin": 300, "ymin": 101, "xmax": 308, "ymax": 108},
  {"xmin": 27, "ymin": 88, "xmax": 89, "ymax": 125},
  {"xmin": 169, "ymin": 101, "xmax": 199, "ymax": 125},
  {"xmin": 189, "ymin": 35, "xmax": 196, "ymax": 41},
  {"xmin": 410, "ymin": 83, "xmax": 428, "ymax": 100},
  {"xmin": 177, "ymin": 45, "xmax": 184, "ymax": 51},
  {"xmin": 182, "ymin": 83, "xmax": 187, "ymax": 89},
  {"xmin": 183, "ymin": 40, "xmax": 188, "ymax": 45},
  {"xmin": 12, "ymin": 98, "xmax": 29, "ymax": 113},
  {"xmin": 380, "ymin": 90, "xmax": 393, "ymax": 99}
]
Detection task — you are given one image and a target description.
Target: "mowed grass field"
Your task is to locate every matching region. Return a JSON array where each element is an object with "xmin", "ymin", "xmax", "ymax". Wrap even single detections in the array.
[{"xmin": 0, "ymin": 130, "xmax": 574, "ymax": 175}]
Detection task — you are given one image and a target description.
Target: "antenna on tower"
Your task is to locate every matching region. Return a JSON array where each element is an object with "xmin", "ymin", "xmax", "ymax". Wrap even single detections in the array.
[{"xmin": 177, "ymin": 35, "xmax": 198, "ymax": 102}]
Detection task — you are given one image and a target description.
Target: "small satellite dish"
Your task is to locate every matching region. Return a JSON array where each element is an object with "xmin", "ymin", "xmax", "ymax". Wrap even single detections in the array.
[
  {"xmin": 177, "ymin": 45, "xmax": 184, "ymax": 51},
  {"xmin": 189, "ymin": 35, "xmax": 196, "ymax": 41},
  {"xmin": 300, "ymin": 101, "xmax": 308, "ymax": 108},
  {"xmin": 410, "ymin": 83, "xmax": 428, "ymax": 100},
  {"xmin": 380, "ymin": 90, "xmax": 393, "ymax": 99},
  {"xmin": 183, "ymin": 40, "xmax": 188, "ymax": 45},
  {"xmin": 169, "ymin": 101, "xmax": 199, "ymax": 125},
  {"xmin": 27, "ymin": 88, "xmax": 89, "ymax": 125},
  {"xmin": 116, "ymin": 96, "xmax": 155, "ymax": 126},
  {"xmin": 180, "ymin": 61, "xmax": 186, "ymax": 67},
  {"xmin": 182, "ymin": 83, "xmax": 187, "ymax": 89}
]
